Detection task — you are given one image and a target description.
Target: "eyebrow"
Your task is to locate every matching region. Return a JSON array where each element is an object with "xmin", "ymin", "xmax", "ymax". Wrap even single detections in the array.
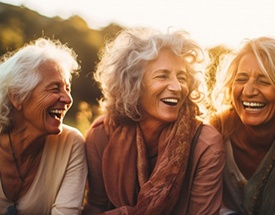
[
  {"xmin": 235, "ymin": 72, "xmax": 248, "ymax": 76},
  {"xmin": 235, "ymin": 72, "xmax": 270, "ymax": 81},
  {"xmin": 153, "ymin": 69, "xmax": 187, "ymax": 74}
]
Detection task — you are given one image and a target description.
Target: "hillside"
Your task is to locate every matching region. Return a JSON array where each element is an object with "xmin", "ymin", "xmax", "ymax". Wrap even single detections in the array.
[{"xmin": 0, "ymin": 2, "xmax": 123, "ymax": 127}]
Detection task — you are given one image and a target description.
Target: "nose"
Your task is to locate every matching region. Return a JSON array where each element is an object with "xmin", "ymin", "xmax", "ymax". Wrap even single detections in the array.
[
  {"xmin": 60, "ymin": 89, "xmax": 73, "ymax": 106},
  {"xmin": 167, "ymin": 76, "xmax": 181, "ymax": 92},
  {"xmin": 242, "ymin": 81, "xmax": 259, "ymax": 97}
]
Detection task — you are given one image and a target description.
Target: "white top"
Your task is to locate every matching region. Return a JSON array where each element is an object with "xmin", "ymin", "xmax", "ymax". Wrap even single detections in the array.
[{"xmin": 0, "ymin": 125, "xmax": 87, "ymax": 215}]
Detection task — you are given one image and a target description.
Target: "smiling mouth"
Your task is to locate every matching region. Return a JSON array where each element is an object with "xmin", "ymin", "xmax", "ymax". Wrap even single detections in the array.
[
  {"xmin": 161, "ymin": 98, "xmax": 179, "ymax": 106},
  {"xmin": 49, "ymin": 109, "xmax": 64, "ymax": 119},
  {"xmin": 242, "ymin": 101, "xmax": 266, "ymax": 110}
]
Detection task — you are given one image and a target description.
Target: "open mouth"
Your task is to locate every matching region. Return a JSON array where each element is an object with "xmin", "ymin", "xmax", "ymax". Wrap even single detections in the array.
[
  {"xmin": 242, "ymin": 101, "xmax": 266, "ymax": 110},
  {"xmin": 49, "ymin": 109, "xmax": 63, "ymax": 119},
  {"xmin": 161, "ymin": 98, "xmax": 179, "ymax": 106}
]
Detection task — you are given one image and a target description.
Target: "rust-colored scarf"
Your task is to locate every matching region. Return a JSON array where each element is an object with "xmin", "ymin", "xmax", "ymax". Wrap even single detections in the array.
[{"xmin": 102, "ymin": 100, "xmax": 201, "ymax": 215}]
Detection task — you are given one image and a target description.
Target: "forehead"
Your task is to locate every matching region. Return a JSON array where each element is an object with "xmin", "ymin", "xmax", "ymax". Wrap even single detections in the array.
[
  {"xmin": 237, "ymin": 53, "xmax": 262, "ymax": 72},
  {"xmin": 39, "ymin": 61, "xmax": 70, "ymax": 81},
  {"xmin": 145, "ymin": 50, "xmax": 187, "ymax": 72}
]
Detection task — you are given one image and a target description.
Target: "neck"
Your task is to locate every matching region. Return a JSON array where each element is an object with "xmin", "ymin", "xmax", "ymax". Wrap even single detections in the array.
[
  {"xmin": 138, "ymin": 120, "xmax": 168, "ymax": 157},
  {"xmin": 0, "ymin": 130, "xmax": 45, "ymax": 204},
  {"xmin": 8, "ymin": 130, "xmax": 46, "ymax": 162},
  {"xmin": 237, "ymin": 124, "xmax": 275, "ymax": 150}
]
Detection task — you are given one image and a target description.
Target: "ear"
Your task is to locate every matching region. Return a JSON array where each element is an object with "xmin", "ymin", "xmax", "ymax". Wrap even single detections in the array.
[{"xmin": 9, "ymin": 91, "xmax": 22, "ymax": 110}]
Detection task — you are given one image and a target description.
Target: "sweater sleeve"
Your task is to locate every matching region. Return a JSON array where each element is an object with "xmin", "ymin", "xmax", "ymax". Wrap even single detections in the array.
[
  {"xmin": 187, "ymin": 124, "xmax": 225, "ymax": 215},
  {"xmin": 52, "ymin": 126, "xmax": 88, "ymax": 215},
  {"xmin": 83, "ymin": 123, "xmax": 111, "ymax": 215}
]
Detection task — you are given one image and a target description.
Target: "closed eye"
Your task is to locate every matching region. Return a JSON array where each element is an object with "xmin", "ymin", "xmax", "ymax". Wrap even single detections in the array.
[
  {"xmin": 155, "ymin": 74, "xmax": 168, "ymax": 79},
  {"xmin": 66, "ymin": 85, "xmax": 71, "ymax": 93},
  {"xmin": 234, "ymin": 78, "xmax": 248, "ymax": 83},
  {"xmin": 258, "ymin": 78, "xmax": 271, "ymax": 85},
  {"xmin": 234, "ymin": 75, "xmax": 248, "ymax": 83},
  {"xmin": 50, "ymin": 87, "xmax": 60, "ymax": 93},
  {"xmin": 178, "ymin": 75, "xmax": 187, "ymax": 82}
]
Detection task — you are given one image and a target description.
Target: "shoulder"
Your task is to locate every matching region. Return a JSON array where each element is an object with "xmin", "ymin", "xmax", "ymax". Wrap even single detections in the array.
[
  {"xmin": 62, "ymin": 124, "xmax": 84, "ymax": 137},
  {"xmin": 200, "ymin": 123, "xmax": 222, "ymax": 140},
  {"xmin": 191, "ymin": 123, "xmax": 225, "ymax": 172},
  {"xmin": 61, "ymin": 124, "xmax": 84, "ymax": 144},
  {"xmin": 85, "ymin": 119, "xmax": 109, "ymax": 157},
  {"xmin": 44, "ymin": 125, "xmax": 86, "ymax": 161},
  {"xmin": 46, "ymin": 125, "xmax": 84, "ymax": 151},
  {"xmin": 196, "ymin": 123, "xmax": 224, "ymax": 154},
  {"xmin": 86, "ymin": 119, "xmax": 108, "ymax": 143}
]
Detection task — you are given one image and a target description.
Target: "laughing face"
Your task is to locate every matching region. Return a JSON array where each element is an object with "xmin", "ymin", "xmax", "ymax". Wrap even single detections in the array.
[
  {"xmin": 20, "ymin": 61, "xmax": 72, "ymax": 135},
  {"xmin": 140, "ymin": 50, "xmax": 189, "ymax": 127},
  {"xmin": 232, "ymin": 53, "xmax": 275, "ymax": 127}
]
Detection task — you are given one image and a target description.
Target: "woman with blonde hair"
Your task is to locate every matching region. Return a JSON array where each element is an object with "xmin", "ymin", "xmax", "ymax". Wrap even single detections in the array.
[{"xmin": 211, "ymin": 37, "xmax": 275, "ymax": 215}]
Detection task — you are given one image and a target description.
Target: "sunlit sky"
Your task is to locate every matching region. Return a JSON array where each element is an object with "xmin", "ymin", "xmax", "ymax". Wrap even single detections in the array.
[{"xmin": 1, "ymin": 0, "xmax": 275, "ymax": 48}]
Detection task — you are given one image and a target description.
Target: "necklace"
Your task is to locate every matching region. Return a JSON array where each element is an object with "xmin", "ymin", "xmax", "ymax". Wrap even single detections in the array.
[
  {"xmin": 6, "ymin": 132, "xmax": 44, "ymax": 215},
  {"xmin": 7, "ymin": 132, "xmax": 21, "ymax": 215}
]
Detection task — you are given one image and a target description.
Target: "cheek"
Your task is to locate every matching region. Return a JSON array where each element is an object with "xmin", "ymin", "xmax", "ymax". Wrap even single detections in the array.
[
  {"xmin": 140, "ymin": 93, "xmax": 156, "ymax": 110},
  {"xmin": 264, "ymin": 88, "xmax": 275, "ymax": 103},
  {"xmin": 141, "ymin": 83, "xmax": 160, "ymax": 99},
  {"xmin": 25, "ymin": 102, "xmax": 45, "ymax": 118},
  {"xmin": 232, "ymin": 84, "xmax": 241, "ymax": 99},
  {"xmin": 25, "ymin": 94, "xmax": 50, "ymax": 112}
]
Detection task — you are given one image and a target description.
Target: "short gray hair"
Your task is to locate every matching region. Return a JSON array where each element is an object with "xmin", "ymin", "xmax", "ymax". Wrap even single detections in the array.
[{"xmin": 0, "ymin": 37, "xmax": 79, "ymax": 133}]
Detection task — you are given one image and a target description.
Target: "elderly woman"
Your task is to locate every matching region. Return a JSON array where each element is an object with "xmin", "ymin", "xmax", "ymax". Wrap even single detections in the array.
[
  {"xmin": 0, "ymin": 38, "xmax": 87, "ymax": 215},
  {"xmin": 210, "ymin": 37, "xmax": 275, "ymax": 215},
  {"xmin": 83, "ymin": 27, "xmax": 225, "ymax": 215}
]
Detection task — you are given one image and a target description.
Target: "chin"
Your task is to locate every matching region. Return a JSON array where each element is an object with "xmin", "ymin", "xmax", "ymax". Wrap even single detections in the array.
[
  {"xmin": 163, "ymin": 117, "xmax": 178, "ymax": 123},
  {"xmin": 48, "ymin": 127, "xmax": 63, "ymax": 135}
]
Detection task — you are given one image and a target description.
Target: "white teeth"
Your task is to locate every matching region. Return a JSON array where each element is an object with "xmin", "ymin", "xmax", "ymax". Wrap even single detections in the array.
[
  {"xmin": 243, "ymin": 102, "xmax": 265, "ymax": 107},
  {"xmin": 162, "ymin": 98, "xmax": 178, "ymax": 103},
  {"xmin": 49, "ymin": 110, "xmax": 63, "ymax": 114}
]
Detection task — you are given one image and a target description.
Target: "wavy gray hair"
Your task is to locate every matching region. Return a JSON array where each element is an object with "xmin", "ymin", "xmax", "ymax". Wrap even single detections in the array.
[{"xmin": 94, "ymin": 27, "xmax": 208, "ymax": 122}]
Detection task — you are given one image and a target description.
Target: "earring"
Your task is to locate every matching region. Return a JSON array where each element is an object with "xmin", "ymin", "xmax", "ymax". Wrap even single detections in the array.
[{"xmin": 230, "ymin": 101, "xmax": 234, "ymax": 114}]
